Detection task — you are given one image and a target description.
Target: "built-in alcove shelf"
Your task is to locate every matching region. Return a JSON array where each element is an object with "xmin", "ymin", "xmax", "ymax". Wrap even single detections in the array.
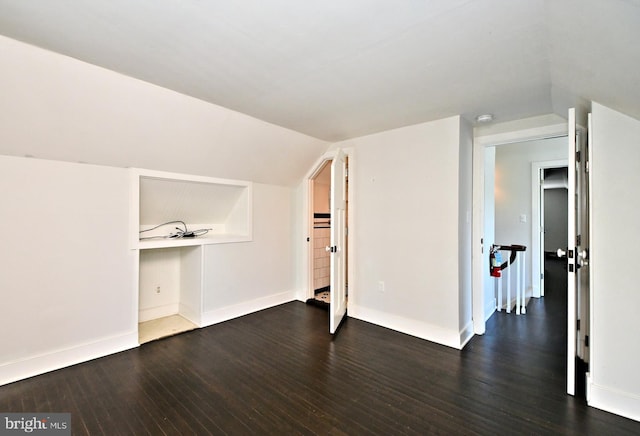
[
  {"xmin": 130, "ymin": 168, "xmax": 253, "ymax": 249},
  {"xmin": 131, "ymin": 168, "xmax": 253, "ymax": 344}
]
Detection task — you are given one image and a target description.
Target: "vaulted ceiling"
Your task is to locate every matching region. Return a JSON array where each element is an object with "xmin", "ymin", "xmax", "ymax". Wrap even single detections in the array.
[{"xmin": 0, "ymin": 0, "xmax": 638, "ymax": 141}]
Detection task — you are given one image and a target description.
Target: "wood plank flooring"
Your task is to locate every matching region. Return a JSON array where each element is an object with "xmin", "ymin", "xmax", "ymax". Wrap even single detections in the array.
[{"xmin": 2, "ymin": 271, "xmax": 639, "ymax": 434}]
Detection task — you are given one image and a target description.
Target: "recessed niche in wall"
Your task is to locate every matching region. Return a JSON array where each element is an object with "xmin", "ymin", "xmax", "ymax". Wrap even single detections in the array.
[
  {"xmin": 131, "ymin": 168, "xmax": 252, "ymax": 249},
  {"xmin": 130, "ymin": 168, "xmax": 253, "ymax": 343},
  {"xmin": 138, "ymin": 246, "xmax": 201, "ymax": 343}
]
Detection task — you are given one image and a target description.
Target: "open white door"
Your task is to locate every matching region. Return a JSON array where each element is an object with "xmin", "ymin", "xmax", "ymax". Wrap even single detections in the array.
[
  {"xmin": 539, "ymin": 172, "xmax": 545, "ymax": 297},
  {"xmin": 329, "ymin": 149, "xmax": 347, "ymax": 334},
  {"xmin": 576, "ymin": 115, "xmax": 591, "ymax": 390},
  {"xmin": 559, "ymin": 107, "xmax": 590, "ymax": 395}
]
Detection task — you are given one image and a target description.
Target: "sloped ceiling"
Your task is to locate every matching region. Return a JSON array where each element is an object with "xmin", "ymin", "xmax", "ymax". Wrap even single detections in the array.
[{"xmin": 0, "ymin": 0, "xmax": 638, "ymax": 141}]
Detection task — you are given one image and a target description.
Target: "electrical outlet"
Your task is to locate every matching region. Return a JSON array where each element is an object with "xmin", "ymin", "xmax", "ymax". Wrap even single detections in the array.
[
  {"xmin": 378, "ymin": 281, "xmax": 385, "ymax": 292},
  {"xmin": 156, "ymin": 286, "xmax": 161, "ymax": 294}
]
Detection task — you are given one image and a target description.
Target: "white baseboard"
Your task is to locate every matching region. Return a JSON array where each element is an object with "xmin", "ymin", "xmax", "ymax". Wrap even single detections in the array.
[
  {"xmin": 459, "ymin": 321, "xmax": 474, "ymax": 348},
  {"xmin": 348, "ymin": 304, "xmax": 465, "ymax": 350},
  {"xmin": 532, "ymin": 283, "xmax": 540, "ymax": 298},
  {"xmin": 201, "ymin": 290, "xmax": 296, "ymax": 327},
  {"xmin": 0, "ymin": 331, "xmax": 138, "ymax": 387},
  {"xmin": 139, "ymin": 303, "xmax": 179, "ymax": 322},
  {"xmin": 179, "ymin": 303, "xmax": 202, "ymax": 327},
  {"xmin": 587, "ymin": 376, "xmax": 640, "ymax": 422},
  {"xmin": 485, "ymin": 298, "xmax": 496, "ymax": 321}
]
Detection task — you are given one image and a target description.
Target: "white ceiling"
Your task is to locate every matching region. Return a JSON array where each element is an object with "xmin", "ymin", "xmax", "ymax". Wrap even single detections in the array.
[{"xmin": 0, "ymin": 0, "xmax": 639, "ymax": 141}]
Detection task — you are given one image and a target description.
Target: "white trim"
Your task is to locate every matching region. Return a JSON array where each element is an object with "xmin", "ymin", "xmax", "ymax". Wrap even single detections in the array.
[
  {"xmin": 588, "ymin": 377, "xmax": 640, "ymax": 422},
  {"xmin": 0, "ymin": 331, "xmax": 138, "ymax": 387},
  {"xmin": 475, "ymin": 124, "xmax": 567, "ymax": 147},
  {"xmin": 485, "ymin": 297, "xmax": 496, "ymax": 322},
  {"xmin": 531, "ymin": 159, "xmax": 569, "ymax": 299},
  {"xmin": 459, "ymin": 321, "xmax": 475, "ymax": 348},
  {"xmin": 200, "ymin": 291, "xmax": 295, "ymax": 327},
  {"xmin": 472, "ymin": 121, "xmax": 567, "ymax": 335},
  {"xmin": 472, "ymin": 140, "xmax": 487, "ymax": 334},
  {"xmin": 139, "ymin": 303, "xmax": 180, "ymax": 323},
  {"xmin": 178, "ymin": 303, "xmax": 202, "ymax": 327},
  {"xmin": 587, "ymin": 113, "xmax": 595, "ymax": 388},
  {"xmin": 349, "ymin": 304, "xmax": 466, "ymax": 350}
]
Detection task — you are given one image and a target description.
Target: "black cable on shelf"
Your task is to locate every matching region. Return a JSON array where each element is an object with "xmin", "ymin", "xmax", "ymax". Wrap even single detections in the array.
[{"xmin": 139, "ymin": 220, "xmax": 212, "ymax": 240}]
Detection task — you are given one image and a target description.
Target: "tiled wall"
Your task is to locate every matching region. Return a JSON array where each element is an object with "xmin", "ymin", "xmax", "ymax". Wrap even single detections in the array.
[{"xmin": 314, "ymin": 226, "xmax": 331, "ymax": 291}]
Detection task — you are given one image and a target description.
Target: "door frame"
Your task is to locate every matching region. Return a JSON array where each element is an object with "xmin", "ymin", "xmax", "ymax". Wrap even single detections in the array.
[
  {"xmin": 472, "ymin": 122, "xmax": 567, "ymax": 334},
  {"xmin": 302, "ymin": 148, "xmax": 355, "ymax": 305},
  {"xmin": 531, "ymin": 159, "xmax": 569, "ymax": 298}
]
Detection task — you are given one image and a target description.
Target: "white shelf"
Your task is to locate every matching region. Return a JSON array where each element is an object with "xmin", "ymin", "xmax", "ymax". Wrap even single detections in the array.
[
  {"xmin": 130, "ymin": 168, "xmax": 252, "ymax": 249},
  {"xmin": 137, "ymin": 234, "xmax": 252, "ymax": 250}
]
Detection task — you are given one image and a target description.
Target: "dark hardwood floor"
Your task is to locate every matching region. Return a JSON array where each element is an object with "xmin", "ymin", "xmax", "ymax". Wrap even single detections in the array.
[{"xmin": 2, "ymin": 271, "xmax": 639, "ymax": 434}]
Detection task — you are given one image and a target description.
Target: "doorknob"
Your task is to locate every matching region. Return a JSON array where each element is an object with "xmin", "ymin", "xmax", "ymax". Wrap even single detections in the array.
[
  {"xmin": 577, "ymin": 249, "xmax": 589, "ymax": 267},
  {"xmin": 557, "ymin": 248, "xmax": 574, "ymax": 258}
]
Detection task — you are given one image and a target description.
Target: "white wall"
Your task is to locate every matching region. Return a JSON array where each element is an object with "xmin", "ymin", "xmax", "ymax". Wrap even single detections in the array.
[
  {"xmin": 494, "ymin": 137, "xmax": 566, "ymax": 300},
  {"xmin": 588, "ymin": 102, "xmax": 640, "ymax": 421},
  {"xmin": 0, "ymin": 156, "xmax": 136, "ymax": 385},
  {"xmin": 0, "ymin": 35, "xmax": 324, "ymax": 385},
  {"xmin": 328, "ymin": 116, "xmax": 473, "ymax": 348},
  {"xmin": 0, "ymin": 35, "xmax": 328, "ymax": 186},
  {"xmin": 201, "ymin": 183, "xmax": 295, "ymax": 324},
  {"xmin": 139, "ymin": 248, "xmax": 182, "ymax": 322},
  {"xmin": 313, "ymin": 163, "xmax": 331, "ymax": 213}
]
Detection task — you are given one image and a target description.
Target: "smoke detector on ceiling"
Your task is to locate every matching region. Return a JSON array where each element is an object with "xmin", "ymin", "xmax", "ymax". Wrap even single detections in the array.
[{"xmin": 475, "ymin": 114, "xmax": 494, "ymax": 123}]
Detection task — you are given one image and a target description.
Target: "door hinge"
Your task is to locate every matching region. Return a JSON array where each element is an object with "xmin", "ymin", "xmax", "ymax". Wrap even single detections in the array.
[
  {"xmin": 576, "ymin": 150, "xmax": 581, "ymax": 163},
  {"xmin": 577, "ymin": 319, "xmax": 581, "ymax": 331},
  {"xmin": 585, "ymin": 335, "xmax": 589, "ymax": 347},
  {"xmin": 540, "ymin": 273, "xmax": 544, "ymax": 280}
]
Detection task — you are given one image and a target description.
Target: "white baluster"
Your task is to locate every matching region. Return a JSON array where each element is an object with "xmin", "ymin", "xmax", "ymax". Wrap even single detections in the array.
[
  {"xmin": 506, "ymin": 255, "xmax": 511, "ymax": 314},
  {"xmin": 516, "ymin": 251, "xmax": 521, "ymax": 315},
  {"xmin": 521, "ymin": 251, "xmax": 527, "ymax": 314}
]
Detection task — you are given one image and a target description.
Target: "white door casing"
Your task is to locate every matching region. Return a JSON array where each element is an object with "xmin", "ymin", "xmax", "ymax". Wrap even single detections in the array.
[
  {"xmin": 329, "ymin": 149, "xmax": 348, "ymax": 334},
  {"xmin": 565, "ymin": 108, "xmax": 578, "ymax": 395},
  {"xmin": 563, "ymin": 107, "xmax": 590, "ymax": 395}
]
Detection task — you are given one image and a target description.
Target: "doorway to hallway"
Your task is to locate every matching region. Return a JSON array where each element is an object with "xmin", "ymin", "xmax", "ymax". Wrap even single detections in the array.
[{"xmin": 483, "ymin": 135, "xmax": 571, "ymax": 394}]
